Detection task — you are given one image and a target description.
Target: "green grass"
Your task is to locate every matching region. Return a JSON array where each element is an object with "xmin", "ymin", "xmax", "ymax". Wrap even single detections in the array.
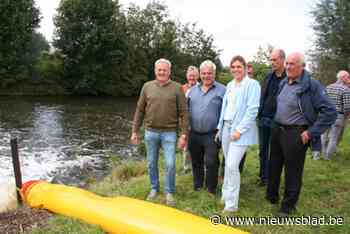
[{"xmin": 30, "ymin": 129, "xmax": 350, "ymax": 234}]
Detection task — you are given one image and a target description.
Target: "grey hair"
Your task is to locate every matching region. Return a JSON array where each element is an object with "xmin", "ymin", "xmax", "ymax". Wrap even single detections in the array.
[
  {"xmin": 199, "ymin": 60, "xmax": 216, "ymax": 73},
  {"xmin": 154, "ymin": 58, "xmax": 171, "ymax": 69},
  {"xmin": 277, "ymin": 49, "xmax": 286, "ymax": 60},
  {"xmin": 270, "ymin": 48, "xmax": 286, "ymax": 60},
  {"xmin": 186, "ymin": 65, "xmax": 199, "ymax": 74}
]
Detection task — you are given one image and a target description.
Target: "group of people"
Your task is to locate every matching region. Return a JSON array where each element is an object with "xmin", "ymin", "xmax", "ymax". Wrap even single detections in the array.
[{"xmin": 131, "ymin": 49, "xmax": 342, "ymax": 215}]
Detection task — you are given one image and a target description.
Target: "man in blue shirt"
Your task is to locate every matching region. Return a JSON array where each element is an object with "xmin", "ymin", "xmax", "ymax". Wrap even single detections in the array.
[{"xmin": 187, "ymin": 60, "xmax": 226, "ymax": 194}]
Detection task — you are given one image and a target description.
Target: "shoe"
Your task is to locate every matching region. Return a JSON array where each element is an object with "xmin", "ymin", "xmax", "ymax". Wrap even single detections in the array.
[
  {"xmin": 312, "ymin": 152, "xmax": 320, "ymax": 160},
  {"xmin": 265, "ymin": 196, "xmax": 279, "ymax": 204},
  {"xmin": 194, "ymin": 187, "xmax": 201, "ymax": 192},
  {"xmin": 277, "ymin": 210, "xmax": 289, "ymax": 217},
  {"xmin": 146, "ymin": 189, "xmax": 157, "ymax": 201},
  {"xmin": 166, "ymin": 193, "xmax": 176, "ymax": 206},
  {"xmin": 258, "ymin": 180, "xmax": 267, "ymax": 187},
  {"xmin": 222, "ymin": 207, "xmax": 238, "ymax": 214},
  {"xmin": 277, "ymin": 207, "xmax": 296, "ymax": 217}
]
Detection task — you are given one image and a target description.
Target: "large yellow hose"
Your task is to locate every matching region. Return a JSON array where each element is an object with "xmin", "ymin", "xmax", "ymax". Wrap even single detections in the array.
[{"xmin": 21, "ymin": 181, "xmax": 248, "ymax": 234}]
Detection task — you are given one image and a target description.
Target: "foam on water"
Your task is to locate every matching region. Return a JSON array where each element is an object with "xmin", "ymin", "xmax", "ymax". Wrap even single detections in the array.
[
  {"xmin": 0, "ymin": 98, "xmax": 136, "ymax": 184},
  {"xmin": 0, "ymin": 142, "xmax": 105, "ymax": 182}
]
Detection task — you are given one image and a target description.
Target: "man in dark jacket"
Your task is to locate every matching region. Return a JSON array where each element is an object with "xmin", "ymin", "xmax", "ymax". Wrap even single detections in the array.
[
  {"xmin": 266, "ymin": 52, "xmax": 336, "ymax": 215},
  {"xmin": 257, "ymin": 49, "xmax": 286, "ymax": 186}
]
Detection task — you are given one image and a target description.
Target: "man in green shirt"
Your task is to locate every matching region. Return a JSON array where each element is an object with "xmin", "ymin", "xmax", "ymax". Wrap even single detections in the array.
[{"xmin": 131, "ymin": 58, "xmax": 188, "ymax": 206}]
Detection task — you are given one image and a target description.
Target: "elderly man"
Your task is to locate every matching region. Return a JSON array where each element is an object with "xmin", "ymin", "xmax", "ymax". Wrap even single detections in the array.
[
  {"xmin": 181, "ymin": 66, "xmax": 199, "ymax": 173},
  {"xmin": 257, "ymin": 49, "xmax": 286, "ymax": 186},
  {"xmin": 247, "ymin": 62, "xmax": 254, "ymax": 78},
  {"xmin": 321, "ymin": 70, "xmax": 350, "ymax": 160},
  {"xmin": 131, "ymin": 58, "xmax": 188, "ymax": 206},
  {"xmin": 187, "ymin": 60, "xmax": 226, "ymax": 194},
  {"xmin": 182, "ymin": 66, "xmax": 199, "ymax": 95},
  {"xmin": 266, "ymin": 52, "xmax": 336, "ymax": 215}
]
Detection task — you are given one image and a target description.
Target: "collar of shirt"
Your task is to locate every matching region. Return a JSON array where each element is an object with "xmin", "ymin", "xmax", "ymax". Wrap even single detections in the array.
[
  {"xmin": 198, "ymin": 81, "xmax": 217, "ymax": 92},
  {"xmin": 232, "ymin": 76, "xmax": 249, "ymax": 87},
  {"xmin": 156, "ymin": 79, "xmax": 171, "ymax": 87},
  {"xmin": 274, "ymin": 70, "xmax": 286, "ymax": 79},
  {"xmin": 288, "ymin": 76, "xmax": 301, "ymax": 85}
]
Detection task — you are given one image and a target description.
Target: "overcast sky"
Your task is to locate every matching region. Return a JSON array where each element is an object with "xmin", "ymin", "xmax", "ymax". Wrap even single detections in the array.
[{"xmin": 36, "ymin": 0, "xmax": 316, "ymax": 66}]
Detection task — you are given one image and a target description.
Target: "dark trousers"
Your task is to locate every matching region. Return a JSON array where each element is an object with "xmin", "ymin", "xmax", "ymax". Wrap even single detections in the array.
[
  {"xmin": 188, "ymin": 131, "xmax": 220, "ymax": 194},
  {"xmin": 267, "ymin": 126, "xmax": 308, "ymax": 210},
  {"xmin": 258, "ymin": 122, "xmax": 272, "ymax": 183}
]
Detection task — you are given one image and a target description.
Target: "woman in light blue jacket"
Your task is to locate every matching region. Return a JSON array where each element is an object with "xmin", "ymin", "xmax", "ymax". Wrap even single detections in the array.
[{"xmin": 216, "ymin": 55, "xmax": 261, "ymax": 213}]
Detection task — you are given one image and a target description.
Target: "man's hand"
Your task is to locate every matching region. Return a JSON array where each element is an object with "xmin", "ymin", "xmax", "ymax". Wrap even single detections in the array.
[
  {"xmin": 177, "ymin": 134, "xmax": 187, "ymax": 150},
  {"xmin": 230, "ymin": 131, "xmax": 241, "ymax": 141},
  {"xmin": 300, "ymin": 131, "xmax": 310, "ymax": 145},
  {"xmin": 131, "ymin": 132, "xmax": 140, "ymax": 145}
]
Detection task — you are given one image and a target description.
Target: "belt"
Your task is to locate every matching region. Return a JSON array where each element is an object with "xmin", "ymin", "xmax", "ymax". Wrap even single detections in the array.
[
  {"xmin": 276, "ymin": 123, "xmax": 308, "ymax": 131},
  {"xmin": 190, "ymin": 130, "xmax": 217, "ymax": 135}
]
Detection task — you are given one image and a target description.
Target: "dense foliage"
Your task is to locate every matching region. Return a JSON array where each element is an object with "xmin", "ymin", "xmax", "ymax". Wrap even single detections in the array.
[
  {"xmin": 53, "ymin": 0, "xmax": 128, "ymax": 95},
  {"xmin": 52, "ymin": 0, "xmax": 221, "ymax": 96},
  {"xmin": 310, "ymin": 0, "xmax": 350, "ymax": 84},
  {"xmin": 1, "ymin": 0, "xmax": 282, "ymax": 96},
  {"xmin": 0, "ymin": 0, "xmax": 41, "ymax": 87}
]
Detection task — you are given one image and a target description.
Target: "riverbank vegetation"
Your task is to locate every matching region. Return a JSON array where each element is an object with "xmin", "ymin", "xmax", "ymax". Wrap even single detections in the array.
[
  {"xmin": 29, "ymin": 129, "xmax": 350, "ymax": 234},
  {"xmin": 1, "ymin": 0, "xmax": 220, "ymax": 96},
  {"xmin": 2, "ymin": 0, "xmax": 350, "ymax": 96}
]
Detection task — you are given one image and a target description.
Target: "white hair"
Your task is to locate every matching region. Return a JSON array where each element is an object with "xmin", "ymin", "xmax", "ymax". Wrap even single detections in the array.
[
  {"xmin": 199, "ymin": 60, "xmax": 216, "ymax": 73},
  {"xmin": 271, "ymin": 48, "xmax": 286, "ymax": 60},
  {"xmin": 287, "ymin": 52, "xmax": 306, "ymax": 66},
  {"xmin": 186, "ymin": 65, "xmax": 199, "ymax": 74},
  {"xmin": 337, "ymin": 70, "xmax": 348, "ymax": 79},
  {"xmin": 154, "ymin": 58, "xmax": 171, "ymax": 69}
]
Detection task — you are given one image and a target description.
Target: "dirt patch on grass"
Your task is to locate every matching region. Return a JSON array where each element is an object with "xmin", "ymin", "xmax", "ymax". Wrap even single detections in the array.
[{"xmin": 0, "ymin": 206, "xmax": 51, "ymax": 234}]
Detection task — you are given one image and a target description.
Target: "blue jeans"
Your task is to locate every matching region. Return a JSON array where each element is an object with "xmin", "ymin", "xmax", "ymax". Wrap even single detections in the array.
[{"xmin": 144, "ymin": 130, "xmax": 177, "ymax": 194}]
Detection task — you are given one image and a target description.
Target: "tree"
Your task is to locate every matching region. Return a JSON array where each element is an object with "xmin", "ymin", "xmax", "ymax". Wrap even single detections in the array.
[
  {"xmin": 250, "ymin": 45, "xmax": 272, "ymax": 84},
  {"xmin": 35, "ymin": 51, "xmax": 64, "ymax": 81},
  {"xmin": 177, "ymin": 22, "xmax": 222, "ymax": 79},
  {"xmin": 310, "ymin": 0, "xmax": 350, "ymax": 83},
  {"xmin": 29, "ymin": 32, "xmax": 50, "ymax": 60},
  {"xmin": 54, "ymin": 0, "xmax": 128, "ymax": 95},
  {"xmin": 124, "ymin": 2, "xmax": 168, "ymax": 88},
  {"xmin": 0, "ymin": 0, "xmax": 40, "ymax": 84},
  {"xmin": 125, "ymin": 1, "xmax": 222, "ymax": 86},
  {"xmin": 25, "ymin": 32, "xmax": 51, "ymax": 76}
]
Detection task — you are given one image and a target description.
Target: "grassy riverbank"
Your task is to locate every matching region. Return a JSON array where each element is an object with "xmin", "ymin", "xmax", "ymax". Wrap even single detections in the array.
[{"xmin": 30, "ymin": 130, "xmax": 350, "ymax": 234}]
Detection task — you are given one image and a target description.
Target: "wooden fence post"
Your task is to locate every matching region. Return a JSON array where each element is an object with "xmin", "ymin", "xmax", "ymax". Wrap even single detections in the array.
[{"xmin": 10, "ymin": 138, "xmax": 22, "ymax": 204}]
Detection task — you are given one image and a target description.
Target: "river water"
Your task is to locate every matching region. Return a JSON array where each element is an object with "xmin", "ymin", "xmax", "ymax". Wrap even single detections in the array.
[{"xmin": 0, "ymin": 96, "xmax": 137, "ymax": 186}]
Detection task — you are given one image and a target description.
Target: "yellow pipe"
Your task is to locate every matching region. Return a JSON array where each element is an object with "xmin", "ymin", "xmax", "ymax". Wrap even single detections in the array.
[{"xmin": 21, "ymin": 181, "xmax": 248, "ymax": 234}]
